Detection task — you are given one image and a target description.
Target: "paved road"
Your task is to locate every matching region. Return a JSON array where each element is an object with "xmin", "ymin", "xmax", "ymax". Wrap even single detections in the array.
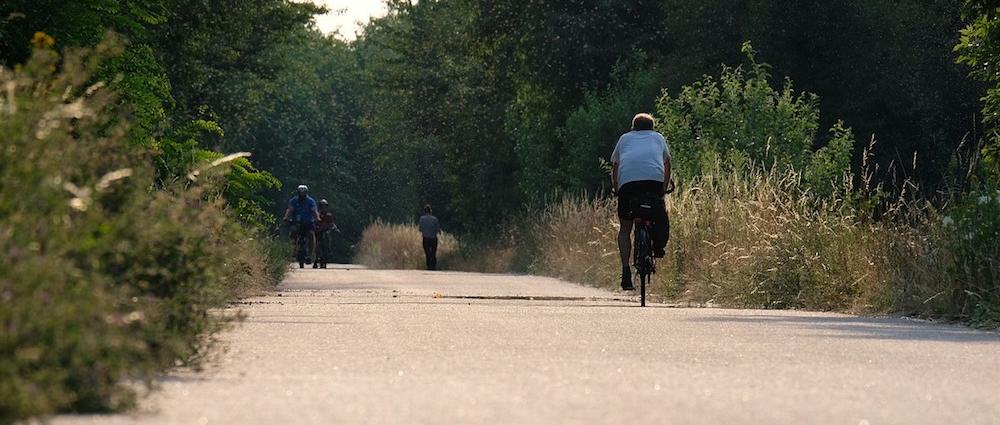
[{"xmin": 58, "ymin": 267, "xmax": 1000, "ymax": 425}]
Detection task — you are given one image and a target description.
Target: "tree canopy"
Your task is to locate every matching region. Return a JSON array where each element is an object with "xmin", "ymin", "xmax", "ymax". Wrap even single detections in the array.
[{"xmin": 1, "ymin": 0, "xmax": 993, "ymax": 235}]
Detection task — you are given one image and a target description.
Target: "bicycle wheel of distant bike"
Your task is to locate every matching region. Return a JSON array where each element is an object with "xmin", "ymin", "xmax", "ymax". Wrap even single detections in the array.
[{"xmin": 297, "ymin": 235, "xmax": 307, "ymax": 269}]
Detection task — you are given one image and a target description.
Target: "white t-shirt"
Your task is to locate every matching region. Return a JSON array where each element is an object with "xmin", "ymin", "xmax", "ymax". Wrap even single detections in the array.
[{"xmin": 610, "ymin": 130, "xmax": 671, "ymax": 188}]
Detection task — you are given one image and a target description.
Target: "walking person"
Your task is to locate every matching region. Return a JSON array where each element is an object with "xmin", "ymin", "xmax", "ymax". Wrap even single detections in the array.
[{"xmin": 419, "ymin": 205, "xmax": 441, "ymax": 271}]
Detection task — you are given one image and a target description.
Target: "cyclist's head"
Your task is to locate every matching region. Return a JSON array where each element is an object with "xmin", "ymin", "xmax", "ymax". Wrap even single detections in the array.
[
  {"xmin": 296, "ymin": 185, "xmax": 309, "ymax": 196},
  {"xmin": 424, "ymin": 204, "xmax": 432, "ymax": 214},
  {"xmin": 631, "ymin": 113, "xmax": 655, "ymax": 131},
  {"xmin": 319, "ymin": 199, "xmax": 329, "ymax": 208}
]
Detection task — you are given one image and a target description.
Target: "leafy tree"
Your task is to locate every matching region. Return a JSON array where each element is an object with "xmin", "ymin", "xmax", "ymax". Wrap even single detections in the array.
[
  {"xmin": 238, "ymin": 28, "xmax": 370, "ymax": 256},
  {"xmin": 152, "ymin": 0, "xmax": 321, "ymax": 141},
  {"xmin": 957, "ymin": 0, "xmax": 1000, "ymax": 187},
  {"xmin": 0, "ymin": 0, "xmax": 303, "ymax": 228},
  {"xmin": 548, "ymin": 53, "xmax": 662, "ymax": 195},
  {"xmin": 359, "ymin": 0, "xmax": 520, "ymax": 227},
  {"xmin": 658, "ymin": 0, "xmax": 979, "ymax": 190},
  {"xmin": 1, "ymin": 0, "xmax": 173, "ymax": 144}
]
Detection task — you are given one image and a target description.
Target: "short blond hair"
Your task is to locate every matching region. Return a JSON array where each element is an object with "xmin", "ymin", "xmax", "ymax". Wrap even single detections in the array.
[{"xmin": 631, "ymin": 113, "xmax": 655, "ymax": 131}]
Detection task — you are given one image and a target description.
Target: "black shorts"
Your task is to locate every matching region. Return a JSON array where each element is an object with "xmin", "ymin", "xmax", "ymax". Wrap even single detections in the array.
[
  {"xmin": 617, "ymin": 180, "xmax": 665, "ymax": 221},
  {"xmin": 294, "ymin": 221, "xmax": 315, "ymax": 233},
  {"xmin": 617, "ymin": 180, "xmax": 670, "ymax": 250}
]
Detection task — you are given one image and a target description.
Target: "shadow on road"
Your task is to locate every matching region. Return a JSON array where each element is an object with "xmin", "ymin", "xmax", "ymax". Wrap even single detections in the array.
[{"xmin": 689, "ymin": 314, "xmax": 1000, "ymax": 343}]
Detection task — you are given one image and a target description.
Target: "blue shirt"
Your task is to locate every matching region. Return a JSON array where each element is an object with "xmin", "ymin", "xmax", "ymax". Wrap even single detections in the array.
[
  {"xmin": 610, "ymin": 130, "xmax": 671, "ymax": 188},
  {"xmin": 288, "ymin": 196, "xmax": 317, "ymax": 223}
]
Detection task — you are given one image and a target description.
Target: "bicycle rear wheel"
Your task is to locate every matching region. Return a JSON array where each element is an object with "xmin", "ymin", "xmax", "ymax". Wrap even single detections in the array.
[
  {"xmin": 634, "ymin": 224, "xmax": 652, "ymax": 307},
  {"xmin": 297, "ymin": 237, "xmax": 306, "ymax": 269}
]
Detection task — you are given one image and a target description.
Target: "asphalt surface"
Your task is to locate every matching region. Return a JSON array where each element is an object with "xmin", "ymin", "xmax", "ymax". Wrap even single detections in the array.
[{"xmin": 56, "ymin": 266, "xmax": 1000, "ymax": 425}]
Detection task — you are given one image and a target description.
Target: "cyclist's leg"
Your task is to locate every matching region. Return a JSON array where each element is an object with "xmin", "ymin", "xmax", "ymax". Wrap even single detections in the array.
[
  {"xmin": 320, "ymin": 231, "xmax": 330, "ymax": 267},
  {"xmin": 308, "ymin": 229, "xmax": 317, "ymax": 260},
  {"xmin": 321, "ymin": 230, "xmax": 331, "ymax": 264},
  {"xmin": 618, "ymin": 218, "xmax": 635, "ymax": 290},
  {"xmin": 290, "ymin": 224, "xmax": 300, "ymax": 257},
  {"xmin": 316, "ymin": 230, "xmax": 327, "ymax": 261},
  {"xmin": 616, "ymin": 187, "xmax": 634, "ymax": 269},
  {"xmin": 618, "ymin": 218, "xmax": 633, "ymax": 268}
]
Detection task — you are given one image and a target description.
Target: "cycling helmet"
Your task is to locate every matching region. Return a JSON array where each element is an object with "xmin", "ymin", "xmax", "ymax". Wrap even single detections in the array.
[
  {"xmin": 319, "ymin": 199, "xmax": 329, "ymax": 206},
  {"xmin": 296, "ymin": 185, "xmax": 309, "ymax": 193}
]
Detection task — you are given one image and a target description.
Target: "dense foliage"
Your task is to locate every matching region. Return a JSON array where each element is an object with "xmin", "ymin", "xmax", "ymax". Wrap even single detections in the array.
[
  {"xmin": 4, "ymin": 0, "xmax": 1000, "ymax": 420},
  {"xmin": 656, "ymin": 43, "xmax": 854, "ymax": 196},
  {"xmin": 957, "ymin": 0, "xmax": 1000, "ymax": 187},
  {"xmin": 0, "ymin": 0, "xmax": 323, "ymax": 420},
  {"xmin": 348, "ymin": 0, "xmax": 982, "ymax": 228},
  {"xmin": 352, "ymin": 0, "xmax": 997, "ymax": 325},
  {"xmin": 0, "ymin": 40, "xmax": 284, "ymax": 421},
  {"xmin": 6, "ymin": 0, "xmax": 983, "ymax": 233}
]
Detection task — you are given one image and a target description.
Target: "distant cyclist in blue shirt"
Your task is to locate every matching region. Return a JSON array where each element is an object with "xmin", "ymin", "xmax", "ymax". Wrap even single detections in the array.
[{"xmin": 283, "ymin": 185, "xmax": 320, "ymax": 264}]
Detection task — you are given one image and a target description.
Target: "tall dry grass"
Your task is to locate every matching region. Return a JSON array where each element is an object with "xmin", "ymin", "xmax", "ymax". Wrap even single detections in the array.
[
  {"xmin": 526, "ymin": 167, "xmax": 961, "ymax": 315},
  {"xmin": 354, "ymin": 164, "xmax": 994, "ymax": 323},
  {"xmin": 354, "ymin": 221, "xmax": 459, "ymax": 269},
  {"xmin": 532, "ymin": 165, "xmax": 996, "ymax": 320}
]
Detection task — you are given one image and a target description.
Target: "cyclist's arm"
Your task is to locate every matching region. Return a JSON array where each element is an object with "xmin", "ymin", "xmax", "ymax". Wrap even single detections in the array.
[
  {"xmin": 283, "ymin": 206, "xmax": 293, "ymax": 221},
  {"xmin": 313, "ymin": 207, "xmax": 320, "ymax": 222}
]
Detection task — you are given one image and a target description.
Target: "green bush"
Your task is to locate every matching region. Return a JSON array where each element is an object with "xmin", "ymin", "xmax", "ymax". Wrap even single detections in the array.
[
  {"xmin": 956, "ymin": 1, "xmax": 1000, "ymax": 187},
  {"xmin": 942, "ymin": 191, "xmax": 1000, "ymax": 326},
  {"xmin": 655, "ymin": 42, "xmax": 854, "ymax": 195},
  {"xmin": 0, "ymin": 37, "xmax": 282, "ymax": 422},
  {"xmin": 155, "ymin": 120, "xmax": 281, "ymax": 231}
]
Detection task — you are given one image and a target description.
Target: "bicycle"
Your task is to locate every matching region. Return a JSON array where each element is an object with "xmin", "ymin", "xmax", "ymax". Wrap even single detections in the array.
[
  {"xmin": 314, "ymin": 225, "xmax": 339, "ymax": 269},
  {"xmin": 288, "ymin": 220, "xmax": 310, "ymax": 269},
  {"xmin": 629, "ymin": 180, "xmax": 674, "ymax": 307}
]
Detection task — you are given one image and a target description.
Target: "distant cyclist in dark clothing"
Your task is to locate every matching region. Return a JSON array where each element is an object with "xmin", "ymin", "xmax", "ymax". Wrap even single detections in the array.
[
  {"xmin": 611, "ymin": 113, "xmax": 672, "ymax": 290},
  {"xmin": 419, "ymin": 205, "xmax": 441, "ymax": 271},
  {"xmin": 283, "ymin": 185, "xmax": 320, "ymax": 264},
  {"xmin": 314, "ymin": 199, "xmax": 337, "ymax": 268}
]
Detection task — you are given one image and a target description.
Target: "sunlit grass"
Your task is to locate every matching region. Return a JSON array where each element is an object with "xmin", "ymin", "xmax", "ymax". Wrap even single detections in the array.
[
  {"xmin": 354, "ymin": 220, "xmax": 459, "ymax": 270},
  {"xmin": 355, "ymin": 164, "xmax": 996, "ymax": 324}
]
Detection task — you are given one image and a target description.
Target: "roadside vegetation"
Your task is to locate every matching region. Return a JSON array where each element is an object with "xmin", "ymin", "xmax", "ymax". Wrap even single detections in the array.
[
  {"xmin": 348, "ymin": 1, "xmax": 996, "ymax": 329},
  {"xmin": 1, "ymin": 0, "xmax": 342, "ymax": 421},
  {"xmin": 355, "ymin": 221, "xmax": 459, "ymax": 270},
  {"xmin": 5, "ymin": 0, "xmax": 1000, "ymax": 422},
  {"xmin": 0, "ymin": 38, "xmax": 286, "ymax": 422},
  {"xmin": 357, "ymin": 42, "xmax": 1000, "ymax": 329}
]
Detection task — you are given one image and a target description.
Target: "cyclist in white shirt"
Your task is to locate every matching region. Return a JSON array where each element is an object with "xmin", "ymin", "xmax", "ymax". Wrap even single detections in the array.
[{"xmin": 610, "ymin": 113, "xmax": 672, "ymax": 290}]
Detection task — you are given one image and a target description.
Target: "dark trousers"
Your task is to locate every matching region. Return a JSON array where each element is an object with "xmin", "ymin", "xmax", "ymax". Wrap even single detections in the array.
[{"xmin": 422, "ymin": 237, "xmax": 438, "ymax": 270}]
